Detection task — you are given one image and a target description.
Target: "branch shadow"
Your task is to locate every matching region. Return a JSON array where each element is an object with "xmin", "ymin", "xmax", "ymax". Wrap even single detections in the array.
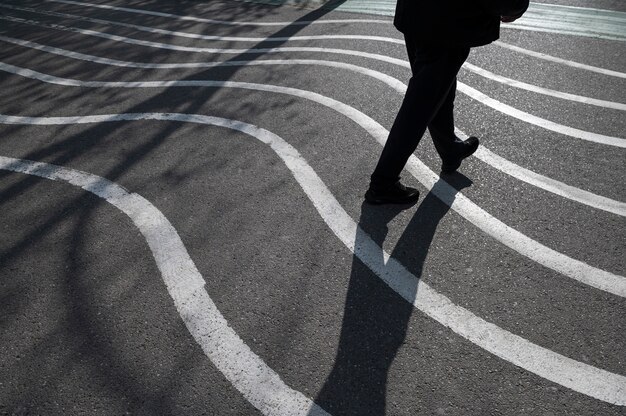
[
  {"xmin": 1, "ymin": 0, "xmax": 356, "ymax": 412},
  {"xmin": 0, "ymin": 0, "xmax": 350, "ymax": 273}
]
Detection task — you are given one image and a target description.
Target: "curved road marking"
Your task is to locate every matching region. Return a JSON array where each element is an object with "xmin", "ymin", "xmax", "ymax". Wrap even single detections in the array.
[
  {"xmin": 2, "ymin": 63, "xmax": 625, "ymax": 298},
  {"xmin": 1, "ymin": 34, "xmax": 625, "ymax": 217},
  {"xmin": 501, "ymin": 23, "xmax": 626, "ymax": 41},
  {"xmin": 0, "ymin": 147, "xmax": 329, "ymax": 416},
  {"xmin": 493, "ymin": 40, "xmax": 626, "ymax": 79},
  {"xmin": 471, "ymin": 140, "xmax": 626, "ymax": 217},
  {"xmin": 3, "ymin": 7, "xmax": 624, "ymax": 109},
  {"xmin": 10, "ymin": 0, "xmax": 626, "ymax": 78},
  {"xmin": 455, "ymin": 82, "xmax": 625, "ymax": 147},
  {"xmin": 0, "ymin": 4, "xmax": 405, "ymax": 45},
  {"xmin": 49, "ymin": 0, "xmax": 626, "ymax": 41},
  {"xmin": 2, "ymin": 13, "xmax": 624, "ymax": 148},
  {"xmin": 48, "ymin": 0, "xmax": 391, "ymax": 25},
  {"xmin": 503, "ymin": 2, "xmax": 626, "ymax": 42},
  {"xmin": 1, "ymin": 113, "xmax": 625, "ymax": 406},
  {"xmin": 462, "ymin": 62, "xmax": 626, "ymax": 111},
  {"xmin": 0, "ymin": 14, "xmax": 408, "ymax": 63}
]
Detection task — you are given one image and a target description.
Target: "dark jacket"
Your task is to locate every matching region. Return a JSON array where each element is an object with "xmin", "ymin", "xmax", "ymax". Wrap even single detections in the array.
[{"xmin": 394, "ymin": 0, "xmax": 529, "ymax": 47}]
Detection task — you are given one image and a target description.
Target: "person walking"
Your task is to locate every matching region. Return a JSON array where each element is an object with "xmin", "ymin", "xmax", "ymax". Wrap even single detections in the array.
[{"xmin": 365, "ymin": 0, "xmax": 529, "ymax": 204}]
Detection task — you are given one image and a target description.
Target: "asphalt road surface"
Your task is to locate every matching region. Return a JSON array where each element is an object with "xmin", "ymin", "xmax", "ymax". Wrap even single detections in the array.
[{"xmin": 0, "ymin": 0, "xmax": 625, "ymax": 415}]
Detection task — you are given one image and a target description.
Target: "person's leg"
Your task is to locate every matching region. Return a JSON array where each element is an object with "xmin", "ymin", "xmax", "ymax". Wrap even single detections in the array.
[
  {"xmin": 427, "ymin": 78, "xmax": 458, "ymax": 156},
  {"xmin": 405, "ymin": 36, "xmax": 417, "ymax": 74},
  {"xmin": 369, "ymin": 45, "xmax": 469, "ymax": 189},
  {"xmin": 428, "ymin": 71, "xmax": 480, "ymax": 173}
]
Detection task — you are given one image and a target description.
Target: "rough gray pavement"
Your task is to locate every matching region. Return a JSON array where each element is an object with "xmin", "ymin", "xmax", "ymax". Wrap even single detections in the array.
[{"xmin": 0, "ymin": 1, "xmax": 624, "ymax": 415}]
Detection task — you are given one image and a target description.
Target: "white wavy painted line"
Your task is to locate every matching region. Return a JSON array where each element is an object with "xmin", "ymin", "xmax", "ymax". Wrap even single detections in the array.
[
  {"xmin": 0, "ymin": 8, "xmax": 610, "ymax": 109},
  {"xmin": 47, "ymin": 0, "xmax": 626, "ymax": 41},
  {"xmin": 0, "ymin": 4, "xmax": 404, "ymax": 45},
  {"xmin": 0, "ymin": 15, "xmax": 406, "ymax": 64},
  {"xmin": 3, "ymin": 7, "xmax": 624, "ymax": 109},
  {"xmin": 48, "ymin": 0, "xmax": 391, "ymax": 25},
  {"xmin": 2, "ymin": 34, "xmax": 624, "ymax": 217},
  {"xmin": 36, "ymin": 0, "xmax": 626, "ymax": 74},
  {"xmin": 456, "ymin": 82, "xmax": 625, "ymax": 147},
  {"xmin": 469, "ymin": 138, "xmax": 626, "ymax": 217},
  {"xmin": 493, "ymin": 41, "xmax": 626, "ymax": 79},
  {"xmin": 1, "ymin": 113, "xmax": 625, "ymax": 406},
  {"xmin": 462, "ymin": 62, "xmax": 626, "ymax": 111},
  {"xmin": 2, "ymin": 62, "xmax": 625, "ymax": 299},
  {"xmin": 505, "ymin": 3, "xmax": 626, "ymax": 41},
  {"xmin": 501, "ymin": 23, "xmax": 626, "ymax": 42},
  {"xmin": 2, "ymin": 14, "xmax": 623, "ymax": 147},
  {"xmin": 0, "ymin": 147, "xmax": 329, "ymax": 416}
]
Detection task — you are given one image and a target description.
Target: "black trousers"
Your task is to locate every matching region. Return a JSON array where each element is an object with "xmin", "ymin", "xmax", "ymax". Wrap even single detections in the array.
[{"xmin": 370, "ymin": 37, "xmax": 470, "ymax": 186}]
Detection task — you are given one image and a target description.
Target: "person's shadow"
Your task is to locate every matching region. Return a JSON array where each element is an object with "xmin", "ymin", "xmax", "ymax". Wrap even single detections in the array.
[{"xmin": 312, "ymin": 174, "xmax": 472, "ymax": 415}]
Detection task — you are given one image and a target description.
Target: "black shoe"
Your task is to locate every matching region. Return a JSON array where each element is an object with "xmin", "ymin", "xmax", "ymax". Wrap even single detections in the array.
[
  {"xmin": 364, "ymin": 181, "xmax": 420, "ymax": 205},
  {"xmin": 441, "ymin": 136, "xmax": 479, "ymax": 173}
]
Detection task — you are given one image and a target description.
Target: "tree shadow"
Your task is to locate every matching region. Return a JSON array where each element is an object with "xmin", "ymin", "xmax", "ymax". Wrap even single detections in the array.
[
  {"xmin": 313, "ymin": 174, "xmax": 472, "ymax": 415},
  {"xmin": 0, "ymin": 0, "xmax": 350, "ymax": 274},
  {"xmin": 1, "ymin": 0, "xmax": 356, "ymax": 413}
]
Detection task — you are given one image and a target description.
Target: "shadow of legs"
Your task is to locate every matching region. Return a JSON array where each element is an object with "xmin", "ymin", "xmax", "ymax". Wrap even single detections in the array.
[{"xmin": 313, "ymin": 175, "xmax": 472, "ymax": 415}]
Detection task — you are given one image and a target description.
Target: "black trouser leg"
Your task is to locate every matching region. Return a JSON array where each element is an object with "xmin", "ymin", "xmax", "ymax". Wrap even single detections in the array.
[
  {"xmin": 370, "ymin": 41, "xmax": 469, "ymax": 187},
  {"xmin": 428, "ymin": 79, "xmax": 462, "ymax": 160}
]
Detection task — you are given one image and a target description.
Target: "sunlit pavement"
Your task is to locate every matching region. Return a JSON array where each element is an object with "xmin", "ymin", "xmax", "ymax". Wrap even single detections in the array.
[{"xmin": 0, "ymin": 1, "xmax": 625, "ymax": 415}]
